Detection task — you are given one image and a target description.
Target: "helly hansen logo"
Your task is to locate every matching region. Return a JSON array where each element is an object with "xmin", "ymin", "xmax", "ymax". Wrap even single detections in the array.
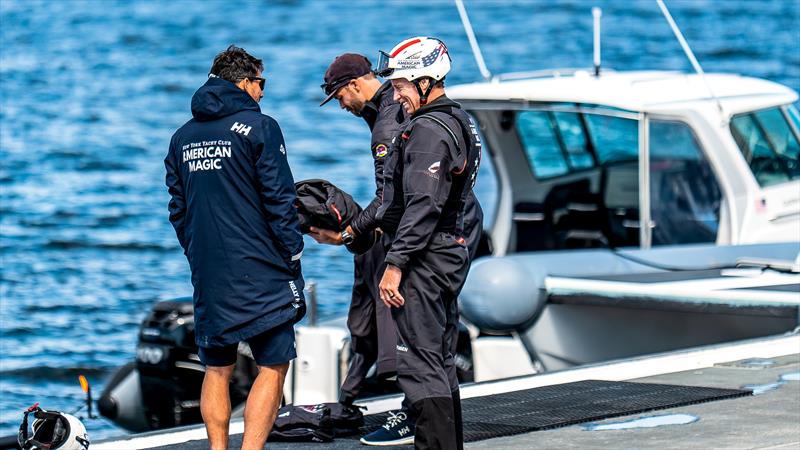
[
  {"xmin": 396, "ymin": 344, "xmax": 408, "ymax": 352},
  {"xmin": 230, "ymin": 122, "xmax": 251, "ymax": 136}
]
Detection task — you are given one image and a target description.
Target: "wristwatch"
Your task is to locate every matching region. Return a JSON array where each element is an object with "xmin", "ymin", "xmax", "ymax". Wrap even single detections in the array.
[{"xmin": 340, "ymin": 229, "xmax": 355, "ymax": 245}]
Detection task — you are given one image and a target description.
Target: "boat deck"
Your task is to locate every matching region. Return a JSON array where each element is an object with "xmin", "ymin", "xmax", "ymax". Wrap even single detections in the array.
[
  {"xmin": 95, "ymin": 334, "xmax": 800, "ymax": 449},
  {"xmin": 471, "ymin": 353, "xmax": 799, "ymax": 449}
]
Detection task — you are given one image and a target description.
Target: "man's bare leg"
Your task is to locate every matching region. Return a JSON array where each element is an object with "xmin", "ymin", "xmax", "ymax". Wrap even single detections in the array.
[
  {"xmin": 201, "ymin": 364, "xmax": 235, "ymax": 450},
  {"xmin": 241, "ymin": 363, "xmax": 289, "ymax": 450}
]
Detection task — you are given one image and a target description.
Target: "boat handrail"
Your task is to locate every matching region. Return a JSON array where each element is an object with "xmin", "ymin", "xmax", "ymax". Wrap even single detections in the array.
[
  {"xmin": 455, "ymin": 0, "xmax": 492, "ymax": 81},
  {"xmin": 736, "ymin": 257, "xmax": 800, "ymax": 273},
  {"xmin": 656, "ymin": 0, "xmax": 727, "ymax": 123},
  {"xmin": 491, "ymin": 68, "xmax": 616, "ymax": 83}
]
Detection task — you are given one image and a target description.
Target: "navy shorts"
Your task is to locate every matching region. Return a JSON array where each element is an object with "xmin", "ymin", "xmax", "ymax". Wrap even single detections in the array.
[{"xmin": 199, "ymin": 320, "xmax": 296, "ymax": 367}]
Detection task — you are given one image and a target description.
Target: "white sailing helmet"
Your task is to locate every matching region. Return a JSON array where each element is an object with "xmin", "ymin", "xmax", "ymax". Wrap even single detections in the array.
[
  {"xmin": 376, "ymin": 36, "xmax": 451, "ymax": 82},
  {"xmin": 19, "ymin": 406, "xmax": 90, "ymax": 450}
]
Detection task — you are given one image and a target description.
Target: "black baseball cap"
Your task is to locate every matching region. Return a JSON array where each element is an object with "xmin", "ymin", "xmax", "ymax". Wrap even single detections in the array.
[{"xmin": 319, "ymin": 53, "xmax": 372, "ymax": 106}]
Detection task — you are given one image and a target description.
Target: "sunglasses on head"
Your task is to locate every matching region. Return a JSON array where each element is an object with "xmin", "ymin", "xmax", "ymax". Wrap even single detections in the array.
[{"xmin": 320, "ymin": 77, "xmax": 357, "ymax": 96}]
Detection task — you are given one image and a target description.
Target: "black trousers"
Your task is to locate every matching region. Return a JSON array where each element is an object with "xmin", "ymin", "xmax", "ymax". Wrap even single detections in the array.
[
  {"xmin": 392, "ymin": 232, "xmax": 469, "ymax": 450},
  {"xmin": 340, "ymin": 241, "xmax": 397, "ymax": 404}
]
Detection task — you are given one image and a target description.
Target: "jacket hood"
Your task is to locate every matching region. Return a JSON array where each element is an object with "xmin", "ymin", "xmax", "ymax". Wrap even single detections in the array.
[{"xmin": 191, "ymin": 76, "xmax": 261, "ymax": 121}]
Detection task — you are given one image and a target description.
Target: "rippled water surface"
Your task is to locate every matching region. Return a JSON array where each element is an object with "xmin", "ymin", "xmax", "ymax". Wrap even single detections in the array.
[{"xmin": 1, "ymin": 0, "xmax": 798, "ymax": 439}]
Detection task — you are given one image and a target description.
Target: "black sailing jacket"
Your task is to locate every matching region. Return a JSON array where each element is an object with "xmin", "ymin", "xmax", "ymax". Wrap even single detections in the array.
[
  {"xmin": 349, "ymin": 81, "xmax": 404, "ymax": 236},
  {"xmin": 377, "ymin": 95, "xmax": 484, "ymax": 269},
  {"xmin": 165, "ymin": 76, "xmax": 304, "ymax": 348}
]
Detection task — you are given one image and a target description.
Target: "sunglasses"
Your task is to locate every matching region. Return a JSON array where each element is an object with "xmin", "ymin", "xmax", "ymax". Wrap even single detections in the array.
[
  {"xmin": 375, "ymin": 51, "xmax": 394, "ymax": 77},
  {"xmin": 241, "ymin": 76, "xmax": 266, "ymax": 90},
  {"xmin": 320, "ymin": 77, "xmax": 357, "ymax": 96}
]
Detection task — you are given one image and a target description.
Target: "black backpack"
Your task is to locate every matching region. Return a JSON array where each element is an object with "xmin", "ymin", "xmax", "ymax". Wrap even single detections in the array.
[
  {"xmin": 268, "ymin": 402, "xmax": 366, "ymax": 442},
  {"xmin": 268, "ymin": 403, "xmax": 335, "ymax": 443}
]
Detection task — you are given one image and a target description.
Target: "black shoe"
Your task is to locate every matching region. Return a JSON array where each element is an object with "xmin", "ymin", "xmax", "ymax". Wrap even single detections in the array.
[{"xmin": 360, "ymin": 410, "xmax": 415, "ymax": 446}]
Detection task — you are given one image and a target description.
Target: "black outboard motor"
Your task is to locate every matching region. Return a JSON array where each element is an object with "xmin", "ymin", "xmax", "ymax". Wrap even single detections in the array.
[
  {"xmin": 99, "ymin": 299, "xmax": 257, "ymax": 431},
  {"xmin": 136, "ymin": 300, "xmax": 206, "ymax": 429}
]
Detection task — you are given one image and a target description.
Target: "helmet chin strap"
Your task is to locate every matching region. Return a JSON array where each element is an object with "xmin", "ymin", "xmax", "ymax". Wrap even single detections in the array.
[{"xmin": 413, "ymin": 77, "xmax": 436, "ymax": 106}]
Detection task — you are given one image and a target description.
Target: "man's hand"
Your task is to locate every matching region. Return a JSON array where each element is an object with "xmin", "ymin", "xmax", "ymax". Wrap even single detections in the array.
[
  {"xmin": 308, "ymin": 227, "xmax": 343, "ymax": 245},
  {"xmin": 379, "ymin": 265, "xmax": 404, "ymax": 307}
]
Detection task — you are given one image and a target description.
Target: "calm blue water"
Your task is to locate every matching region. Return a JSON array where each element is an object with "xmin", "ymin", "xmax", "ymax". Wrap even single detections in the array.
[{"xmin": 1, "ymin": 0, "xmax": 798, "ymax": 440}]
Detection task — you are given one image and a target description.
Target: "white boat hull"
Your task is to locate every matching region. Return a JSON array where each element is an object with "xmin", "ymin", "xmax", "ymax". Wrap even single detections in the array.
[{"xmin": 525, "ymin": 300, "xmax": 798, "ymax": 371}]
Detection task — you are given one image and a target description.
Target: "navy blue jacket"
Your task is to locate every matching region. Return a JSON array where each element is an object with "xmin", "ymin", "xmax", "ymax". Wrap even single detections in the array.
[{"xmin": 165, "ymin": 77, "xmax": 304, "ymax": 348}]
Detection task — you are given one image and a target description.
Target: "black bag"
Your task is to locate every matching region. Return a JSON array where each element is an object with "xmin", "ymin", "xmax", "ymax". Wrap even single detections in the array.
[
  {"xmin": 294, "ymin": 179, "xmax": 378, "ymax": 255},
  {"xmin": 295, "ymin": 179, "xmax": 361, "ymax": 233},
  {"xmin": 268, "ymin": 404, "xmax": 335, "ymax": 443},
  {"xmin": 326, "ymin": 402, "xmax": 365, "ymax": 434}
]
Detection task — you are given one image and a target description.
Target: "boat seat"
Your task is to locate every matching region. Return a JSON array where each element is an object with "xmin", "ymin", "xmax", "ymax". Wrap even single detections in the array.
[
  {"xmin": 601, "ymin": 163, "xmax": 640, "ymax": 248},
  {"xmin": 513, "ymin": 201, "xmax": 553, "ymax": 251},
  {"xmin": 606, "ymin": 207, "xmax": 640, "ymax": 247},
  {"xmin": 547, "ymin": 179, "xmax": 608, "ymax": 249}
]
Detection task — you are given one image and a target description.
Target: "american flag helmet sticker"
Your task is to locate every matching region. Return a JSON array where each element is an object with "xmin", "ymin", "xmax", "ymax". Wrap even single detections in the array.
[{"xmin": 422, "ymin": 43, "xmax": 445, "ymax": 67}]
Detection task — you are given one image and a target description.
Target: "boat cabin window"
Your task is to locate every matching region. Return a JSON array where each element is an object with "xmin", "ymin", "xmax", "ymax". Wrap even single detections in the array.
[
  {"xmin": 516, "ymin": 111, "xmax": 603, "ymax": 179},
  {"xmin": 649, "ymin": 120, "xmax": 721, "ymax": 245},
  {"xmin": 584, "ymin": 114, "xmax": 638, "ymax": 164},
  {"xmin": 553, "ymin": 112, "xmax": 594, "ymax": 170},
  {"xmin": 516, "ymin": 111, "xmax": 570, "ymax": 178},
  {"xmin": 730, "ymin": 106, "xmax": 800, "ymax": 187},
  {"xmin": 507, "ymin": 108, "xmax": 720, "ymax": 251}
]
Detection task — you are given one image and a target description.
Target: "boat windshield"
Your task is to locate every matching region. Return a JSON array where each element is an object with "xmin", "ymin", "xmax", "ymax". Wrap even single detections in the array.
[
  {"xmin": 511, "ymin": 108, "xmax": 721, "ymax": 250},
  {"xmin": 730, "ymin": 105, "xmax": 800, "ymax": 187}
]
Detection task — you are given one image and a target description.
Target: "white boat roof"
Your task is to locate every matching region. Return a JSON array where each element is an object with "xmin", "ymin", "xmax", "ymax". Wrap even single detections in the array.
[{"xmin": 448, "ymin": 70, "xmax": 798, "ymax": 113}]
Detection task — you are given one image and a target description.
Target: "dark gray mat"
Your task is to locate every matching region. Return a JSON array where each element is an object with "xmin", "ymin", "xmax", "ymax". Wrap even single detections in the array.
[{"xmin": 153, "ymin": 379, "xmax": 750, "ymax": 449}]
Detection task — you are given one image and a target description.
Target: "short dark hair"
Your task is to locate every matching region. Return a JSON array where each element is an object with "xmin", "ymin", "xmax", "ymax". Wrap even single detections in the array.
[
  {"xmin": 421, "ymin": 76, "xmax": 444, "ymax": 89},
  {"xmin": 209, "ymin": 45, "xmax": 264, "ymax": 83}
]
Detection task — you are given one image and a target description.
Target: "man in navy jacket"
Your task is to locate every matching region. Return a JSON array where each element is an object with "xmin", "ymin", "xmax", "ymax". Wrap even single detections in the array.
[{"xmin": 165, "ymin": 45, "xmax": 304, "ymax": 450}]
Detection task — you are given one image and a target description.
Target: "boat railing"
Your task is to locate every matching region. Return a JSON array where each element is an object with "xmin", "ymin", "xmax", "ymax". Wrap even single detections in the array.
[{"xmin": 491, "ymin": 67, "xmax": 617, "ymax": 83}]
